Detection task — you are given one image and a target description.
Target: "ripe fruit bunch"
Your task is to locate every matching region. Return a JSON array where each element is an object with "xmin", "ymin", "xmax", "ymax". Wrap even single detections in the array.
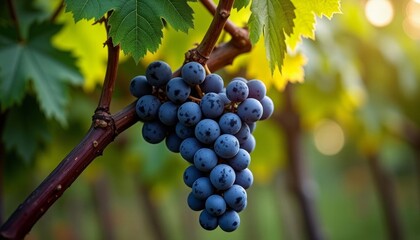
[{"xmin": 130, "ymin": 60, "xmax": 274, "ymax": 232}]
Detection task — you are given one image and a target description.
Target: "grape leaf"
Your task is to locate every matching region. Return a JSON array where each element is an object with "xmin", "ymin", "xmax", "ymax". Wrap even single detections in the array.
[
  {"xmin": 0, "ymin": 22, "xmax": 83, "ymax": 125},
  {"xmin": 286, "ymin": 0, "xmax": 341, "ymax": 49},
  {"xmin": 64, "ymin": 0, "xmax": 120, "ymax": 21},
  {"xmin": 2, "ymin": 97, "xmax": 50, "ymax": 164},
  {"xmin": 234, "ymin": 0, "xmax": 251, "ymax": 10},
  {"xmin": 109, "ymin": 0, "xmax": 194, "ymax": 62},
  {"xmin": 248, "ymin": 0, "xmax": 296, "ymax": 72}
]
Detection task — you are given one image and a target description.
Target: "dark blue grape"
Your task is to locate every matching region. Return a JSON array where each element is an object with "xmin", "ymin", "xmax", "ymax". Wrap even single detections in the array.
[
  {"xmin": 260, "ymin": 96, "xmax": 274, "ymax": 120},
  {"xmin": 142, "ymin": 121, "xmax": 167, "ymax": 144},
  {"xmin": 129, "ymin": 75, "xmax": 153, "ymax": 98},
  {"xmin": 235, "ymin": 168, "xmax": 253, "ymax": 189},
  {"xmin": 200, "ymin": 73, "xmax": 224, "ymax": 93},
  {"xmin": 247, "ymin": 122, "xmax": 257, "ymax": 133},
  {"xmin": 219, "ymin": 210, "xmax": 240, "ymax": 232},
  {"xmin": 136, "ymin": 95, "xmax": 161, "ymax": 121},
  {"xmin": 158, "ymin": 101, "xmax": 178, "ymax": 126},
  {"xmin": 194, "ymin": 148, "xmax": 218, "ymax": 172},
  {"xmin": 234, "ymin": 122, "xmax": 251, "ymax": 144},
  {"xmin": 199, "ymin": 210, "xmax": 218, "ymax": 230},
  {"xmin": 218, "ymin": 92, "xmax": 231, "ymax": 105},
  {"xmin": 240, "ymin": 134, "xmax": 255, "ymax": 153},
  {"xmin": 175, "ymin": 122, "xmax": 194, "ymax": 139},
  {"xmin": 227, "ymin": 148, "xmax": 250, "ymax": 171},
  {"xmin": 183, "ymin": 165, "xmax": 204, "ymax": 187},
  {"xmin": 192, "ymin": 177, "xmax": 214, "ymax": 200},
  {"xmin": 200, "ymin": 93, "xmax": 224, "ymax": 119},
  {"xmin": 178, "ymin": 102, "xmax": 202, "ymax": 127},
  {"xmin": 182, "ymin": 62, "xmax": 206, "ymax": 85},
  {"xmin": 180, "ymin": 137, "xmax": 202, "ymax": 163},
  {"xmin": 145, "ymin": 61, "xmax": 172, "ymax": 87},
  {"xmin": 237, "ymin": 98, "xmax": 263, "ymax": 123},
  {"xmin": 194, "ymin": 119, "xmax": 220, "ymax": 144},
  {"xmin": 214, "ymin": 134, "xmax": 240, "ymax": 158},
  {"xmin": 165, "ymin": 132, "xmax": 182, "ymax": 153},
  {"xmin": 205, "ymin": 194, "xmax": 226, "ymax": 217},
  {"xmin": 226, "ymin": 79, "xmax": 249, "ymax": 102},
  {"xmin": 166, "ymin": 77, "xmax": 191, "ymax": 103},
  {"xmin": 219, "ymin": 113, "xmax": 242, "ymax": 134},
  {"xmin": 209, "ymin": 164, "xmax": 235, "ymax": 190},
  {"xmin": 223, "ymin": 184, "xmax": 247, "ymax": 212},
  {"xmin": 247, "ymin": 79, "xmax": 266, "ymax": 100},
  {"xmin": 187, "ymin": 192, "xmax": 205, "ymax": 211}
]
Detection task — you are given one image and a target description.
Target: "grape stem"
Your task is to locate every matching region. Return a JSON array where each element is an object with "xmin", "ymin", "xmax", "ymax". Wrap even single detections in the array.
[
  {"xmin": 186, "ymin": 0, "xmax": 235, "ymax": 65},
  {"xmin": 0, "ymin": 33, "xmax": 252, "ymax": 240},
  {"xmin": 6, "ymin": 0, "xmax": 23, "ymax": 42}
]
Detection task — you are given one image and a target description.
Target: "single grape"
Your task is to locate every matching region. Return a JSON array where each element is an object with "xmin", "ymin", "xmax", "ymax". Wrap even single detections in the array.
[
  {"xmin": 227, "ymin": 148, "xmax": 250, "ymax": 171},
  {"xmin": 223, "ymin": 184, "xmax": 247, "ymax": 212},
  {"xmin": 142, "ymin": 121, "xmax": 167, "ymax": 144},
  {"xmin": 226, "ymin": 79, "xmax": 249, "ymax": 102},
  {"xmin": 175, "ymin": 122, "xmax": 194, "ymax": 139},
  {"xmin": 145, "ymin": 61, "xmax": 172, "ymax": 87},
  {"xmin": 219, "ymin": 113, "xmax": 242, "ymax": 134},
  {"xmin": 158, "ymin": 101, "xmax": 178, "ymax": 126},
  {"xmin": 194, "ymin": 148, "xmax": 218, "ymax": 172},
  {"xmin": 178, "ymin": 102, "xmax": 202, "ymax": 127},
  {"xmin": 136, "ymin": 95, "xmax": 161, "ymax": 121},
  {"xmin": 240, "ymin": 134, "xmax": 256, "ymax": 153},
  {"xmin": 199, "ymin": 210, "xmax": 218, "ymax": 231},
  {"xmin": 234, "ymin": 123, "xmax": 251, "ymax": 144},
  {"xmin": 214, "ymin": 134, "xmax": 240, "ymax": 159},
  {"xmin": 200, "ymin": 73, "xmax": 224, "ymax": 93},
  {"xmin": 231, "ymin": 77, "xmax": 247, "ymax": 83},
  {"xmin": 209, "ymin": 164, "xmax": 236, "ymax": 190},
  {"xmin": 260, "ymin": 96, "xmax": 274, "ymax": 120},
  {"xmin": 218, "ymin": 92, "xmax": 231, "ymax": 105},
  {"xmin": 166, "ymin": 77, "xmax": 191, "ymax": 104},
  {"xmin": 183, "ymin": 165, "xmax": 204, "ymax": 187},
  {"xmin": 247, "ymin": 79, "xmax": 266, "ymax": 100},
  {"xmin": 165, "ymin": 132, "xmax": 182, "ymax": 153},
  {"xmin": 181, "ymin": 62, "xmax": 206, "ymax": 85},
  {"xmin": 200, "ymin": 93, "xmax": 224, "ymax": 119},
  {"xmin": 237, "ymin": 98, "xmax": 263, "ymax": 123},
  {"xmin": 247, "ymin": 122, "xmax": 257, "ymax": 133},
  {"xmin": 180, "ymin": 137, "xmax": 202, "ymax": 163},
  {"xmin": 195, "ymin": 119, "xmax": 220, "ymax": 144},
  {"xmin": 129, "ymin": 75, "xmax": 153, "ymax": 98},
  {"xmin": 219, "ymin": 210, "xmax": 240, "ymax": 232},
  {"xmin": 235, "ymin": 168, "xmax": 253, "ymax": 189},
  {"xmin": 205, "ymin": 194, "xmax": 226, "ymax": 217},
  {"xmin": 187, "ymin": 192, "xmax": 205, "ymax": 211},
  {"xmin": 192, "ymin": 177, "xmax": 214, "ymax": 200}
]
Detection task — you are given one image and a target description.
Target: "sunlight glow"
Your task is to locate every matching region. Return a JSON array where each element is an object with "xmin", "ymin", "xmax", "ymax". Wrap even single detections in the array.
[
  {"xmin": 365, "ymin": 0, "xmax": 394, "ymax": 27},
  {"xmin": 404, "ymin": 1, "xmax": 420, "ymax": 39},
  {"xmin": 313, "ymin": 120, "xmax": 345, "ymax": 156}
]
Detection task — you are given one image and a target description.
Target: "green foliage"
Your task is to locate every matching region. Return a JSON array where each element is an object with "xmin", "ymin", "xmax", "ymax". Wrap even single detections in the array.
[
  {"xmin": 2, "ymin": 97, "xmax": 50, "ymax": 164},
  {"xmin": 0, "ymin": 22, "xmax": 83, "ymax": 124},
  {"xmin": 248, "ymin": 0, "xmax": 296, "ymax": 72},
  {"xmin": 64, "ymin": 0, "xmax": 120, "ymax": 21},
  {"xmin": 233, "ymin": 0, "xmax": 251, "ymax": 10}
]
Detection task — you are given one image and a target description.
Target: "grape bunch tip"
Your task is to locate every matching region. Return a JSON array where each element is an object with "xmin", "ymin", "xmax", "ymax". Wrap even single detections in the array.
[{"xmin": 129, "ymin": 60, "xmax": 274, "ymax": 232}]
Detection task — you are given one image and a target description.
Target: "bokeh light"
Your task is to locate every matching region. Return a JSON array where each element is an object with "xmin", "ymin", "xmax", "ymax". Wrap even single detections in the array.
[
  {"xmin": 403, "ymin": 0, "xmax": 420, "ymax": 39},
  {"xmin": 365, "ymin": 0, "xmax": 394, "ymax": 27},
  {"xmin": 313, "ymin": 119, "xmax": 345, "ymax": 156}
]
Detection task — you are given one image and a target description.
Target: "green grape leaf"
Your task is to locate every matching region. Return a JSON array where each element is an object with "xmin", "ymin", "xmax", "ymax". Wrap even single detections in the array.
[
  {"xmin": 2, "ymin": 97, "xmax": 51, "ymax": 164},
  {"xmin": 108, "ymin": 0, "xmax": 194, "ymax": 62},
  {"xmin": 0, "ymin": 22, "xmax": 83, "ymax": 125},
  {"xmin": 248, "ymin": 0, "xmax": 296, "ymax": 72},
  {"xmin": 234, "ymin": 0, "xmax": 251, "ymax": 10},
  {"xmin": 64, "ymin": 0, "xmax": 120, "ymax": 21},
  {"xmin": 287, "ymin": 0, "xmax": 341, "ymax": 49}
]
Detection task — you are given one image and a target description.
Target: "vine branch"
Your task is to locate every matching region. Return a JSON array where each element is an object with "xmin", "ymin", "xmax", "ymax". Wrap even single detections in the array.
[
  {"xmin": 6, "ymin": 0, "xmax": 23, "ymax": 42},
  {"xmin": 186, "ymin": 0, "xmax": 235, "ymax": 64}
]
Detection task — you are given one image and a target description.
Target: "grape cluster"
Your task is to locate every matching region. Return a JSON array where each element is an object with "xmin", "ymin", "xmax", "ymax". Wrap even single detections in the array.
[{"xmin": 130, "ymin": 60, "xmax": 274, "ymax": 232}]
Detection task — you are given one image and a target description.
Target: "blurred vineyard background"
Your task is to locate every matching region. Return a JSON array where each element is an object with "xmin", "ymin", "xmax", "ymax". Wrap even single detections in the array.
[{"xmin": 2, "ymin": 0, "xmax": 420, "ymax": 239}]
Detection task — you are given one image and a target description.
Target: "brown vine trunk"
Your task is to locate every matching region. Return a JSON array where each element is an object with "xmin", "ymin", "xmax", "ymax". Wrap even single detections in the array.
[
  {"xmin": 278, "ymin": 83, "xmax": 325, "ymax": 240},
  {"xmin": 367, "ymin": 153, "xmax": 405, "ymax": 240}
]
